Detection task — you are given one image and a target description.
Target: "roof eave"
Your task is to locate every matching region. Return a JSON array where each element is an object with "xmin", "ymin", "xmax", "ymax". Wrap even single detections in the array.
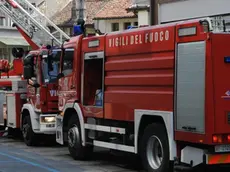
[
  {"xmin": 157, "ymin": 0, "xmax": 180, "ymax": 4},
  {"xmin": 49, "ymin": 22, "xmax": 94, "ymax": 28},
  {"xmin": 93, "ymin": 16, "xmax": 137, "ymax": 20},
  {"xmin": 126, "ymin": 5, "xmax": 150, "ymax": 12}
]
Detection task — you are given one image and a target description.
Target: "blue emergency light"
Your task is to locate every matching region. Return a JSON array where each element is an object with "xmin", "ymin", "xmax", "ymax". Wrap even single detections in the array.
[
  {"xmin": 127, "ymin": 26, "xmax": 138, "ymax": 30},
  {"xmin": 224, "ymin": 56, "xmax": 230, "ymax": 63},
  {"xmin": 94, "ymin": 89, "xmax": 103, "ymax": 107},
  {"xmin": 73, "ymin": 25, "xmax": 83, "ymax": 36}
]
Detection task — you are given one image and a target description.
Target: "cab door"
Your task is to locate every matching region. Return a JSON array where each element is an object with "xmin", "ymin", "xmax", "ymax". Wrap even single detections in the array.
[
  {"xmin": 40, "ymin": 50, "xmax": 60, "ymax": 113},
  {"xmin": 58, "ymin": 48, "xmax": 76, "ymax": 112}
]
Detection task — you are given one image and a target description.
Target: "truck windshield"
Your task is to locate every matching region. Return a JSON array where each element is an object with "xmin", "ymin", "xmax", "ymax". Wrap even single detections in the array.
[{"xmin": 42, "ymin": 49, "xmax": 61, "ymax": 84}]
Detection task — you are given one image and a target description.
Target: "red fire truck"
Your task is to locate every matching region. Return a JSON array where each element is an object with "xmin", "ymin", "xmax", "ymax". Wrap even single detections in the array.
[
  {"xmin": 0, "ymin": 55, "xmax": 23, "ymax": 127},
  {"xmin": 0, "ymin": 45, "xmax": 61, "ymax": 145},
  {"xmin": 0, "ymin": 0, "xmax": 70, "ymax": 145},
  {"xmin": 56, "ymin": 17, "xmax": 230, "ymax": 171}
]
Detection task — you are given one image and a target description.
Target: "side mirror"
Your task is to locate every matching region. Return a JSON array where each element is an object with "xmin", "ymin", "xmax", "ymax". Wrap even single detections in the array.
[
  {"xmin": 28, "ymin": 79, "xmax": 40, "ymax": 88},
  {"xmin": 12, "ymin": 47, "xmax": 24, "ymax": 58},
  {"xmin": 23, "ymin": 65, "xmax": 34, "ymax": 79},
  {"xmin": 57, "ymin": 73, "xmax": 64, "ymax": 79},
  {"xmin": 32, "ymin": 82, "xmax": 40, "ymax": 88}
]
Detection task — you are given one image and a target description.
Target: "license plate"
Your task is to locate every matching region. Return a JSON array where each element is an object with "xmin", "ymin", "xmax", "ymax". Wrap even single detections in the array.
[{"xmin": 215, "ymin": 145, "xmax": 230, "ymax": 153}]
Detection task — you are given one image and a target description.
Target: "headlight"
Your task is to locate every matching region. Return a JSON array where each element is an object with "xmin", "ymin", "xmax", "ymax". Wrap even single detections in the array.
[{"xmin": 41, "ymin": 116, "xmax": 56, "ymax": 123}]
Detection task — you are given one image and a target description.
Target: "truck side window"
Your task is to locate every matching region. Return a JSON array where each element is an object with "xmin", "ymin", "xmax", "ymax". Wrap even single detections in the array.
[
  {"xmin": 63, "ymin": 48, "xmax": 74, "ymax": 76},
  {"xmin": 33, "ymin": 56, "xmax": 39, "ymax": 83}
]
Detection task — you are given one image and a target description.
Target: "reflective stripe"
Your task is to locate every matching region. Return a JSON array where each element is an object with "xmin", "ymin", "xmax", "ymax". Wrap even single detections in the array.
[{"xmin": 208, "ymin": 154, "xmax": 230, "ymax": 164}]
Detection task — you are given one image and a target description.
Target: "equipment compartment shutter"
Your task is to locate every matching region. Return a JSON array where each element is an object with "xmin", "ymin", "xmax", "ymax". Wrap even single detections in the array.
[
  {"xmin": 176, "ymin": 41, "xmax": 206, "ymax": 134},
  {"xmin": 6, "ymin": 94, "xmax": 16, "ymax": 128},
  {"xmin": 0, "ymin": 91, "xmax": 5, "ymax": 125}
]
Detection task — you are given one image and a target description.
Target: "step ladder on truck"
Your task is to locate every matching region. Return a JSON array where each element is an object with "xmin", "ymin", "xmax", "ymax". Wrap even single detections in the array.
[
  {"xmin": 0, "ymin": 0, "xmax": 71, "ymax": 145},
  {"xmin": 55, "ymin": 16, "xmax": 230, "ymax": 172}
]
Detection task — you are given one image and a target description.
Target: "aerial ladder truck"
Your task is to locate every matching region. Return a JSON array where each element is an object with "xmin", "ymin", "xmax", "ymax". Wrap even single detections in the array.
[{"xmin": 0, "ymin": 0, "xmax": 70, "ymax": 146}]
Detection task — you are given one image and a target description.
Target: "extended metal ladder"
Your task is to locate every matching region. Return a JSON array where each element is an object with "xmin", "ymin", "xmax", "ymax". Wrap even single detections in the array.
[{"xmin": 0, "ymin": 0, "xmax": 70, "ymax": 47}]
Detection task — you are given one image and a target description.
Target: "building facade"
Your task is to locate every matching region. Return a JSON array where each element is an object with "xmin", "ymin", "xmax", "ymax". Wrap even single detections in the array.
[
  {"xmin": 0, "ymin": 0, "xmax": 71, "ymax": 62},
  {"xmin": 127, "ymin": 0, "xmax": 150, "ymax": 26},
  {"xmin": 51, "ymin": 0, "xmax": 138, "ymax": 35},
  {"xmin": 0, "ymin": 6, "xmax": 30, "ymax": 62},
  {"xmin": 35, "ymin": 0, "xmax": 71, "ymax": 18},
  {"xmin": 93, "ymin": 0, "xmax": 138, "ymax": 33},
  {"xmin": 0, "ymin": 0, "xmax": 47, "ymax": 62},
  {"xmin": 158, "ymin": 0, "xmax": 230, "ymax": 30},
  {"xmin": 51, "ymin": 0, "xmax": 110, "ymax": 36},
  {"xmin": 94, "ymin": 18, "xmax": 138, "ymax": 33}
]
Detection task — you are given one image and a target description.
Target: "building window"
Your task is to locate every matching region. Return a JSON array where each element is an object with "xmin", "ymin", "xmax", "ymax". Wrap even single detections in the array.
[
  {"xmin": 111, "ymin": 23, "xmax": 119, "ymax": 31},
  {"xmin": 134, "ymin": 22, "xmax": 138, "ymax": 26},
  {"xmin": 0, "ymin": 48, "xmax": 8, "ymax": 60},
  {"xmin": 124, "ymin": 22, "xmax": 131, "ymax": 29},
  {"xmin": 0, "ymin": 18, "xmax": 4, "ymax": 26}
]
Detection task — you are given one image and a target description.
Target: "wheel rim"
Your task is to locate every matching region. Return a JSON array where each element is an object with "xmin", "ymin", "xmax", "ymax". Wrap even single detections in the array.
[
  {"xmin": 68, "ymin": 125, "xmax": 79, "ymax": 148},
  {"xmin": 146, "ymin": 135, "xmax": 164, "ymax": 170}
]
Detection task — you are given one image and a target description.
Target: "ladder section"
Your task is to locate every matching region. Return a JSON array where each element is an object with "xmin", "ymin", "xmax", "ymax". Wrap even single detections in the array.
[
  {"xmin": 210, "ymin": 16, "xmax": 227, "ymax": 32},
  {"xmin": 0, "ymin": 0, "xmax": 70, "ymax": 47}
]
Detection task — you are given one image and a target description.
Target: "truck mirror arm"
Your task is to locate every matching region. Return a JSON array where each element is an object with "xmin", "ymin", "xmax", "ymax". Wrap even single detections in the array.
[
  {"xmin": 57, "ymin": 73, "xmax": 64, "ymax": 79},
  {"xmin": 27, "ymin": 79, "xmax": 40, "ymax": 88}
]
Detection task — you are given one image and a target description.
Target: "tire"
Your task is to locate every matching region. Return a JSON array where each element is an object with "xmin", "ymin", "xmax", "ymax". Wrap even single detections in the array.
[
  {"xmin": 67, "ymin": 115, "xmax": 93, "ymax": 160},
  {"xmin": 140, "ymin": 123, "xmax": 173, "ymax": 172},
  {"xmin": 22, "ymin": 116, "xmax": 38, "ymax": 146}
]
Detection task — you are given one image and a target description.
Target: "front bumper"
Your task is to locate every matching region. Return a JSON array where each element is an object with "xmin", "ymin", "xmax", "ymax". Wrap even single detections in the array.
[
  {"xmin": 39, "ymin": 114, "xmax": 56, "ymax": 134},
  {"xmin": 56, "ymin": 115, "xmax": 64, "ymax": 145}
]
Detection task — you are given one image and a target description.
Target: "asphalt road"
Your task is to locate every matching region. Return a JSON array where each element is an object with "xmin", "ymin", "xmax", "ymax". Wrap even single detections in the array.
[
  {"xmin": 0, "ymin": 136, "xmax": 229, "ymax": 172},
  {"xmin": 0, "ymin": 136, "xmax": 142, "ymax": 172}
]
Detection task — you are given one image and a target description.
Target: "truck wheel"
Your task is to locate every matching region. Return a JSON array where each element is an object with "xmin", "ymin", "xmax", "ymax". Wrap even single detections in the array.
[
  {"xmin": 67, "ymin": 115, "xmax": 93, "ymax": 160},
  {"xmin": 140, "ymin": 123, "xmax": 172, "ymax": 172},
  {"xmin": 22, "ymin": 116, "xmax": 37, "ymax": 146}
]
